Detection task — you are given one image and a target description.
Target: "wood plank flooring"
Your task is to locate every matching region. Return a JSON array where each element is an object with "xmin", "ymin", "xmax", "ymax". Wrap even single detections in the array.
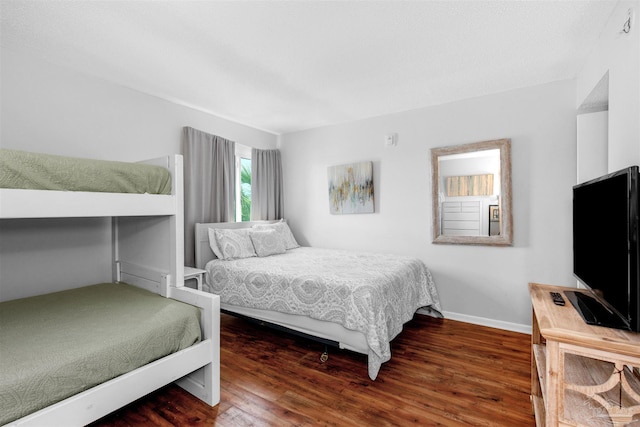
[{"xmin": 92, "ymin": 313, "xmax": 535, "ymax": 426}]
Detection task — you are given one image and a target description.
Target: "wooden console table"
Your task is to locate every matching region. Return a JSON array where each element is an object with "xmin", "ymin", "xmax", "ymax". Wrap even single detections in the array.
[{"xmin": 529, "ymin": 283, "xmax": 640, "ymax": 426}]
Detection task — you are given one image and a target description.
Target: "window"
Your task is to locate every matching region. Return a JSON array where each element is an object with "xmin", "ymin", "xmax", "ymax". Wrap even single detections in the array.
[{"xmin": 235, "ymin": 144, "xmax": 251, "ymax": 221}]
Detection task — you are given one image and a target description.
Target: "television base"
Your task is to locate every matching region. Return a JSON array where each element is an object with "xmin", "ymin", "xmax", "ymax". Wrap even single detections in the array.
[
  {"xmin": 530, "ymin": 283, "xmax": 640, "ymax": 426},
  {"xmin": 565, "ymin": 291, "xmax": 631, "ymax": 331}
]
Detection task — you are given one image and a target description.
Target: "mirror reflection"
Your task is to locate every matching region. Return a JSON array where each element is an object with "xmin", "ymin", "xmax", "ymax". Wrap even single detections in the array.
[{"xmin": 431, "ymin": 139, "xmax": 512, "ymax": 246}]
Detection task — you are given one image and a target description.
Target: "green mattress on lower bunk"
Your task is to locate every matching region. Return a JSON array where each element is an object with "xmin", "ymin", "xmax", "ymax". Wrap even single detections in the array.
[
  {"xmin": 0, "ymin": 149, "xmax": 172, "ymax": 194},
  {"xmin": 0, "ymin": 282, "xmax": 201, "ymax": 425}
]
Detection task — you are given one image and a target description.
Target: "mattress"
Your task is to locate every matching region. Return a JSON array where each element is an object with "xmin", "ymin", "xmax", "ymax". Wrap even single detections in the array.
[
  {"xmin": 0, "ymin": 149, "xmax": 171, "ymax": 194},
  {"xmin": 0, "ymin": 282, "xmax": 201, "ymax": 424},
  {"xmin": 205, "ymin": 246, "xmax": 442, "ymax": 379}
]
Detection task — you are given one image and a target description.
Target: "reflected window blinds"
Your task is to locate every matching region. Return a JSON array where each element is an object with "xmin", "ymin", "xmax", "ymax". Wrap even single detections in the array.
[{"xmin": 446, "ymin": 174, "xmax": 494, "ymax": 196}]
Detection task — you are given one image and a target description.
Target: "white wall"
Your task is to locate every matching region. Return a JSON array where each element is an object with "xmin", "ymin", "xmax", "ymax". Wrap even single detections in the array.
[
  {"xmin": 576, "ymin": 1, "xmax": 640, "ymax": 172},
  {"xmin": 577, "ymin": 111, "xmax": 608, "ymax": 183},
  {"xmin": 1, "ymin": 47, "xmax": 277, "ymax": 159},
  {"xmin": 280, "ymin": 80, "xmax": 577, "ymax": 332},
  {"xmin": 0, "ymin": 47, "xmax": 278, "ymax": 301},
  {"xmin": 0, "ymin": 218, "xmax": 112, "ymax": 301}
]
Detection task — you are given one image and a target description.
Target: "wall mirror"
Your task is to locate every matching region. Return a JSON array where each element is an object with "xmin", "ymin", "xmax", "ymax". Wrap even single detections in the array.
[{"xmin": 431, "ymin": 138, "xmax": 512, "ymax": 246}]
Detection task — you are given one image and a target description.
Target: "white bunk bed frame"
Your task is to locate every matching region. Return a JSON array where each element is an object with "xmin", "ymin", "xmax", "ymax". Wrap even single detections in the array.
[{"xmin": 0, "ymin": 155, "xmax": 220, "ymax": 426}]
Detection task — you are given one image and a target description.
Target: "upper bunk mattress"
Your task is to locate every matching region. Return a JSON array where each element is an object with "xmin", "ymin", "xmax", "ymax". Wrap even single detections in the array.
[
  {"xmin": 0, "ymin": 149, "xmax": 171, "ymax": 194},
  {"xmin": 0, "ymin": 282, "xmax": 201, "ymax": 425}
]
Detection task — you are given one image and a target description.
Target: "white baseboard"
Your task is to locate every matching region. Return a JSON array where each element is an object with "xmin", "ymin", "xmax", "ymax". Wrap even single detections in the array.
[{"xmin": 417, "ymin": 308, "xmax": 531, "ymax": 335}]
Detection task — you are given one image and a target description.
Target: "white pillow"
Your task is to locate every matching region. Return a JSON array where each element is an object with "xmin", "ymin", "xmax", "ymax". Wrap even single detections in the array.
[
  {"xmin": 250, "ymin": 229, "xmax": 286, "ymax": 257},
  {"xmin": 208, "ymin": 228, "xmax": 224, "ymax": 259},
  {"xmin": 253, "ymin": 220, "xmax": 299, "ymax": 250},
  {"xmin": 214, "ymin": 228, "xmax": 257, "ymax": 260}
]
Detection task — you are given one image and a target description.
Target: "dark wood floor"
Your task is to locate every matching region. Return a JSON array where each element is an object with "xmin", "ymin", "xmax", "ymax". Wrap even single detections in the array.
[{"xmin": 92, "ymin": 313, "xmax": 535, "ymax": 426}]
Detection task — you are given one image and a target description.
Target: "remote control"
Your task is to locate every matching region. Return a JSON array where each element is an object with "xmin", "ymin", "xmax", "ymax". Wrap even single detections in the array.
[{"xmin": 550, "ymin": 291, "xmax": 565, "ymax": 306}]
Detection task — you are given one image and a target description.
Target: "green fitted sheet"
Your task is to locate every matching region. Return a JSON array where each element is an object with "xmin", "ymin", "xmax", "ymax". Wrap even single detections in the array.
[
  {"xmin": 0, "ymin": 149, "xmax": 171, "ymax": 194},
  {"xmin": 0, "ymin": 282, "xmax": 201, "ymax": 424}
]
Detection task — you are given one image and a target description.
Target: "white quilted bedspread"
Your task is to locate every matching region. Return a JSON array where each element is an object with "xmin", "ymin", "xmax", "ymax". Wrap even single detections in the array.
[{"xmin": 205, "ymin": 246, "xmax": 441, "ymax": 379}]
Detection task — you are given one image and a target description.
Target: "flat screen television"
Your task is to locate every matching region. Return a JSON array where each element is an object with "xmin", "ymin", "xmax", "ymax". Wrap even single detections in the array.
[{"xmin": 569, "ymin": 165, "xmax": 640, "ymax": 332}]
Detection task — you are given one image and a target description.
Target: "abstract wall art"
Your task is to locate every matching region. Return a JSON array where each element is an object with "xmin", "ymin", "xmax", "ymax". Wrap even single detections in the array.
[{"xmin": 327, "ymin": 161, "xmax": 374, "ymax": 214}]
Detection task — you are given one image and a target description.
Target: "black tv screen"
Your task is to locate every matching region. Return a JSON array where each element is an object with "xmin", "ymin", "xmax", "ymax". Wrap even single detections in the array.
[{"xmin": 572, "ymin": 165, "xmax": 639, "ymax": 332}]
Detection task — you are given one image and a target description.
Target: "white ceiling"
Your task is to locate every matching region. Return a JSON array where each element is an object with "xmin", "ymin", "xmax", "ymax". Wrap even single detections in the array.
[{"xmin": 0, "ymin": 1, "xmax": 618, "ymax": 135}]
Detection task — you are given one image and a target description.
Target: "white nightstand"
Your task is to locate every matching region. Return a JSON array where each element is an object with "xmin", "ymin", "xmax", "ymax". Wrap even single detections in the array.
[{"xmin": 184, "ymin": 266, "xmax": 206, "ymax": 291}]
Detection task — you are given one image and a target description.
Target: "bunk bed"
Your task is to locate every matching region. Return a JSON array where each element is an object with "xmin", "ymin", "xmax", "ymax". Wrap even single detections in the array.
[
  {"xmin": 0, "ymin": 150, "xmax": 220, "ymax": 426},
  {"xmin": 194, "ymin": 220, "xmax": 442, "ymax": 380}
]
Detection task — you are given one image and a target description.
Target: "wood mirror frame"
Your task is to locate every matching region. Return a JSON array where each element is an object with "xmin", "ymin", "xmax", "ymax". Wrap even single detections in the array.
[{"xmin": 430, "ymin": 138, "xmax": 513, "ymax": 246}]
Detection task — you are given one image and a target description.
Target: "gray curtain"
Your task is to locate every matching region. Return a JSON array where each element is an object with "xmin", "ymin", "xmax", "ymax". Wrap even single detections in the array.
[
  {"xmin": 251, "ymin": 148, "xmax": 284, "ymax": 220},
  {"xmin": 182, "ymin": 126, "xmax": 235, "ymax": 266}
]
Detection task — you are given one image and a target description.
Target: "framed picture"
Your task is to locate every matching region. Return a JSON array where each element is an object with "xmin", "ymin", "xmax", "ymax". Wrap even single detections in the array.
[
  {"xmin": 489, "ymin": 205, "xmax": 500, "ymax": 236},
  {"xmin": 327, "ymin": 161, "xmax": 374, "ymax": 214},
  {"xmin": 489, "ymin": 205, "xmax": 500, "ymax": 222}
]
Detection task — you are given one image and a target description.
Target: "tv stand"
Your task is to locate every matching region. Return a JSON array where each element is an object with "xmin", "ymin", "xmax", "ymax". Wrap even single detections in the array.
[
  {"xmin": 529, "ymin": 283, "xmax": 640, "ymax": 426},
  {"xmin": 565, "ymin": 290, "xmax": 631, "ymax": 331}
]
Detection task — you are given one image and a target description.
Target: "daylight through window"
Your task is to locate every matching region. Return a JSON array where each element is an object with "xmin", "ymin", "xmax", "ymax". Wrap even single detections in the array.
[{"xmin": 235, "ymin": 144, "xmax": 251, "ymax": 221}]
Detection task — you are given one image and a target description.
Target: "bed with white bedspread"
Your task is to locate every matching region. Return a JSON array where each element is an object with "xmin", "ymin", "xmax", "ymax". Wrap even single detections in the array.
[{"xmin": 195, "ymin": 220, "xmax": 441, "ymax": 380}]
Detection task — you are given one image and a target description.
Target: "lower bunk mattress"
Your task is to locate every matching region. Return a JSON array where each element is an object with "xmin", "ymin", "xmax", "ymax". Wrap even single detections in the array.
[{"xmin": 0, "ymin": 282, "xmax": 201, "ymax": 425}]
